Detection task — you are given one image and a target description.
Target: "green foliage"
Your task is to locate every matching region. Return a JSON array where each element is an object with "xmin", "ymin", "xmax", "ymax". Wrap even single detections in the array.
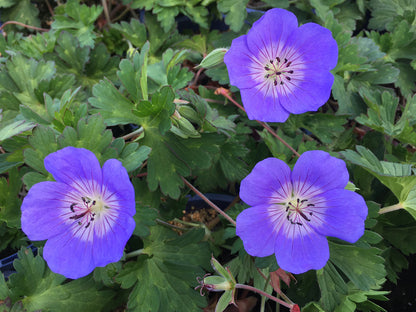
[
  {"xmin": 117, "ymin": 227, "xmax": 210, "ymax": 312},
  {"xmin": 52, "ymin": 0, "xmax": 103, "ymax": 48},
  {"xmin": 0, "ymin": 0, "xmax": 40, "ymax": 32},
  {"xmin": 1, "ymin": 1, "xmax": 415, "ymax": 311},
  {"xmin": 1, "ymin": 248, "xmax": 117, "ymax": 312}
]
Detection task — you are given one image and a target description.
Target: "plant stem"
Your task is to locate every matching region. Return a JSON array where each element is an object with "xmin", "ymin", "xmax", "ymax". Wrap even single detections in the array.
[
  {"xmin": 101, "ymin": 0, "xmax": 111, "ymax": 25},
  {"xmin": 122, "ymin": 127, "xmax": 144, "ymax": 140},
  {"xmin": 235, "ymin": 284, "xmax": 293, "ymax": 310},
  {"xmin": 181, "ymin": 177, "xmax": 237, "ymax": 226},
  {"xmin": 379, "ymin": 203, "xmax": 403, "ymax": 214},
  {"xmin": 216, "ymin": 87, "xmax": 300, "ymax": 157},
  {"xmin": 125, "ymin": 248, "xmax": 144, "ymax": 259},
  {"xmin": 260, "ymin": 274, "xmax": 271, "ymax": 312},
  {"xmin": 0, "ymin": 21, "xmax": 49, "ymax": 32}
]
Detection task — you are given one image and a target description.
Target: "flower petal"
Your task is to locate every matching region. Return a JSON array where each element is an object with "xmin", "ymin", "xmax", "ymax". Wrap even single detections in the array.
[
  {"xmin": 92, "ymin": 212, "xmax": 135, "ymax": 267},
  {"xmin": 279, "ymin": 69, "xmax": 334, "ymax": 114},
  {"xmin": 44, "ymin": 147, "xmax": 102, "ymax": 194},
  {"xmin": 43, "ymin": 228, "xmax": 95, "ymax": 279},
  {"xmin": 224, "ymin": 36, "xmax": 264, "ymax": 90},
  {"xmin": 240, "ymin": 157, "xmax": 292, "ymax": 206},
  {"xmin": 288, "ymin": 23, "xmax": 338, "ymax": 70},
  {"xmin": 275, "ymin": 226, "xmax": 329, "ymax": 274},
  {"xmin": 101, "ymin": 159, "xmax": 135, "ymax": 216},
  {"xmin": 246, "ymin": 8, "xmax": 298, "ymax": 60},
  {"xmin": 240, "ymin": 87, "xmax": 290, "ymax": 122},
  {"xmin": 291, "ymin": 151, "xmax": 349, "ymax": 198},
  {"xmin": 21, "ymin": 181, "xmax": 77, "ymax": 241},
  {"xmin": 311, "ymin": 189, "xmax": 367, "ymax": 243},
  {"xmin": 236, "ymin": 205, "xmax": 279, "ymax": 257}
]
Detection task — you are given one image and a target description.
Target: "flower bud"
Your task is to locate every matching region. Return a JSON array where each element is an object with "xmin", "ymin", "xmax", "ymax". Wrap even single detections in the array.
[{"xmin": 196, "ymin": 48, "xmax": 228, "ymax": 69}]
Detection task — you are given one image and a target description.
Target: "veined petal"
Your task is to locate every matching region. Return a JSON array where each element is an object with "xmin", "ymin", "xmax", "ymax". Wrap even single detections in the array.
[
  {"xmin": 43, "ymin": 229, "xmax": 95, "ymax": 279},
  {"xmin": 312, "ymin": 189, "xmax": 367, "ymax": 243},
  {"xmin": 92, "ymin": 211, "xmax": 135, "ymax": 267},
  {"xmin": 21, "ymin": 181, "xmax": 77, "ymax": 241},
  {"xmin": 246, "ymin": 8, "xmax": 298, "ymax": 61},
  {"xmin": 288, "ymin": 23, "xmax": 338, "ymax": 70},
  {"xmin": 240, "ymin": 87, "xmax": 290, "ymax": 122},
  {"xmin": 236, "ymin": 205, "xmax": 280, "ymax": 257},
  {"xmin": 240, "ymin": 157, "xmax": 292, "ymax": 206},
  {"xmin": 291, "ymin": 151, "xmax": 349, "ymax": 198},
  {"xmin": 44, "ymin": 147, "xmax": 102, "ymax": 195},
  {"xmin": 224, "ymin": 36, "xmax": 264, "ymax": 90},
  {"xmin": 275, "ymin": 226, "xmax": 329, "ymax": 274},
  {"xmin": 279, "ymin": 69, "xmax": 334, "ymax": 114},
  {"xmin": 101, "ymin": 159, "xmax": 135, "ymax": 216}
]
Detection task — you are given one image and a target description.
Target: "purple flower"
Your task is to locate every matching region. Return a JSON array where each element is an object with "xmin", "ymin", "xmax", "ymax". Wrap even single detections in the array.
[
  {"xmin": 21, "ymin": 147, "xmax": 135, "ymax": 279},
  {"xmin": 236, "ymin": 151, "xmax": 367, "ymax": 274},
  {"xmin": 224, "ymin": 8, "xmax": 338, "ymax": 122}
]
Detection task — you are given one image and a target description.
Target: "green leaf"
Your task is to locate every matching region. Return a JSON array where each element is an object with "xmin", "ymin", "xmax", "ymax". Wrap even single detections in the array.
[
  {"xmin": 217, "ymin": 0, "xmax": 250, "ymax": 32},
  {"xmin": 368, "ymin": 0, "xmax": 416, "ymax": 31},
  {"xmin": 119, "ymin": 227, "xmax": 210, "ymax": 312},
  {"xmin": 317, "ymin": 262, "xmax": 348, "ymax": 311},
  {"xmin": 0, "ymin": 0, "xmax": 40, "ymax": 32},
  {"xmin": 0, "ymin": 168, "xmax": 23, "ymax": 228},
  {"xmin": 329, "ymin": 242, "xmax": 386, "ymax": 291},
  {"xmin": 341, "ymin": 145, "xmax": 416, "ymax": 200},
  {"xmin": 0, "ymin": 120, "xmax": 35, "ymax": 142},
  {"xmin": 215, "ymin": 290, "xmax": 233, "ymax": 312},
  {"xmin": 147, "ymin": 49, "xmax": 193, "ymax": 91},
  {"xmin": 132, "ymin": 204, "xmax": 158, "ymax": 237},
  {"xmin": 0, "ymin": 53, "xmax": 56, "ymax": 116},
  {"xmin": 7, "ymin": 248, "xmax": 116, "ymax": 311},
  {"xmin": 89, "ymin": 79, "xmax": 141, "ymax": 126},
  {"xmin": 52, "ymin": 0, "xmax": 103, "ymax": 48},
  {"xmin": 111, "ymin": 19, "xmax": 147, "ymax": 48}
]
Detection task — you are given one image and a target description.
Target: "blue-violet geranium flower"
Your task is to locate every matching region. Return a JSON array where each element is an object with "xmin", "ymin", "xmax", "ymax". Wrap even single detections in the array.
[
  {"xmin": 21, "ymin": 147, "xmax": 135, "ymax": 279},
  {"xmin": 224, "ymin": 8, "xmax": 338, "ymax": 122},
  {"xmin": 236, "ymin": 151, "xmax": 367, "ymax": 274}
]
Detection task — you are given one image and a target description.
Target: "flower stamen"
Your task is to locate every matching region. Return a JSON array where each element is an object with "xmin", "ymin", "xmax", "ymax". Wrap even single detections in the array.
[
  {"xmin": 263, "ymin": 55, "xmax": 295, "ymax": 87},
  {"xmin": 285, "ymin": 197, "xmax": 313, "ymax": 226}
]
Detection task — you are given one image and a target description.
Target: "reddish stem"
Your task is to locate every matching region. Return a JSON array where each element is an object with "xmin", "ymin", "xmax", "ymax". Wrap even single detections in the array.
[
  {"xmin": 181, "ymin": 177, "xmax": 236, "ymax": 226},
  {"xmin": 0, "ymin": 21, "xmax": 49, "ymax": 32},
  {"xmin": 235, "ymin": 284, "xmax": 294, "ymax": 309},
  {"xmin": 215, "ymin": 87, "xmax": 300, "ymax": 157}
]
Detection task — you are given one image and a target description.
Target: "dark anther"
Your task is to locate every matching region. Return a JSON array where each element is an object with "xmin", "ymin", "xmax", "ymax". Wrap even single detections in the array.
[
  {"xmin": 82, "ymin": 197, "xmax": 86, "ymax": 203},
  {"xmin": 70, "ymin": 203, "xmax": 76, "ymax": 212},
  {"xmin": 270, "ymin": 60, "xmax": 273, "ymax": 64},
  {"xmin": 280, "ymin": 81, "xmax": 284, "ymax": 85},
  {"xmin": 309, "ymin": 212, "xmax": 313, "ymax": 216},
  {"xmin": 264, "ymin": 66, "xmax": 270, "ymax": 70},
  {"xmin": 274, "ymin": 80, "xmax": 278, "ymax": 86},
  {"xmin": 286, "ymin": 215, "xmax": 290, "ymax": 221},
  {"xmin": 307, "ymin": 204, "xmax": 315, "ymax": 207},
  {"xmin": 78, "ymin": 221, "xmax": 82, "ymax": 226},
  {"xmin": 276, "ymin": 57, "xmax": 281, "ymax": 62},
  {"xmin": 286, "ymin": 77, "xmax": 291, "ymax": 81},
  {"xmin": 287, "ymin": 70, "xmax": 294, "ymax": 74},
  {"xmin": 70, "ymin": 211, "xmax": 88, "ymax": 220},
  {"xmin": 296, "ymin": 222, "xmax": 303, "ymax": 226},
  {"xmin": 286, "ymin": 61, "xmax": 292, "ymax": 67},
  {"xmin": 265, "ymin": 74, "xmax": 270, "ymax": 78},
  {"xmin": 297, "ymin": 198, "xmax": 300, "ymax": 203},
  {"xmin": 286, "ymin": 206, "xmax": 290, "ymax": 212},
  {"xmin": 284, "ymin": 58, "xmax": 288, "ymax": 63},
  {"xmin": 299, "ymin": 211, "xmax": 311, "ymax": 222},
  {"xmin": 276, "ymin": 71, "xmax": 281, "ymax": 75},
  {"xmin": 85, "ymin": 222, "xmax": 91, "ymax": 229},
  {"xmin": 301, "ymin": 199, "xmax": 308, "ymax": 203},
  {"xmin": 92, "ymin": 200, "xmax": 96, "ymax": 205}
]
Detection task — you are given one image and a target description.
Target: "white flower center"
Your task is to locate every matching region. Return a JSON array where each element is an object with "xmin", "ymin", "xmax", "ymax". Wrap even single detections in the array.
[{"xmin": 263, "ymin": 57, "xmax": 295, "ymax": 86}]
